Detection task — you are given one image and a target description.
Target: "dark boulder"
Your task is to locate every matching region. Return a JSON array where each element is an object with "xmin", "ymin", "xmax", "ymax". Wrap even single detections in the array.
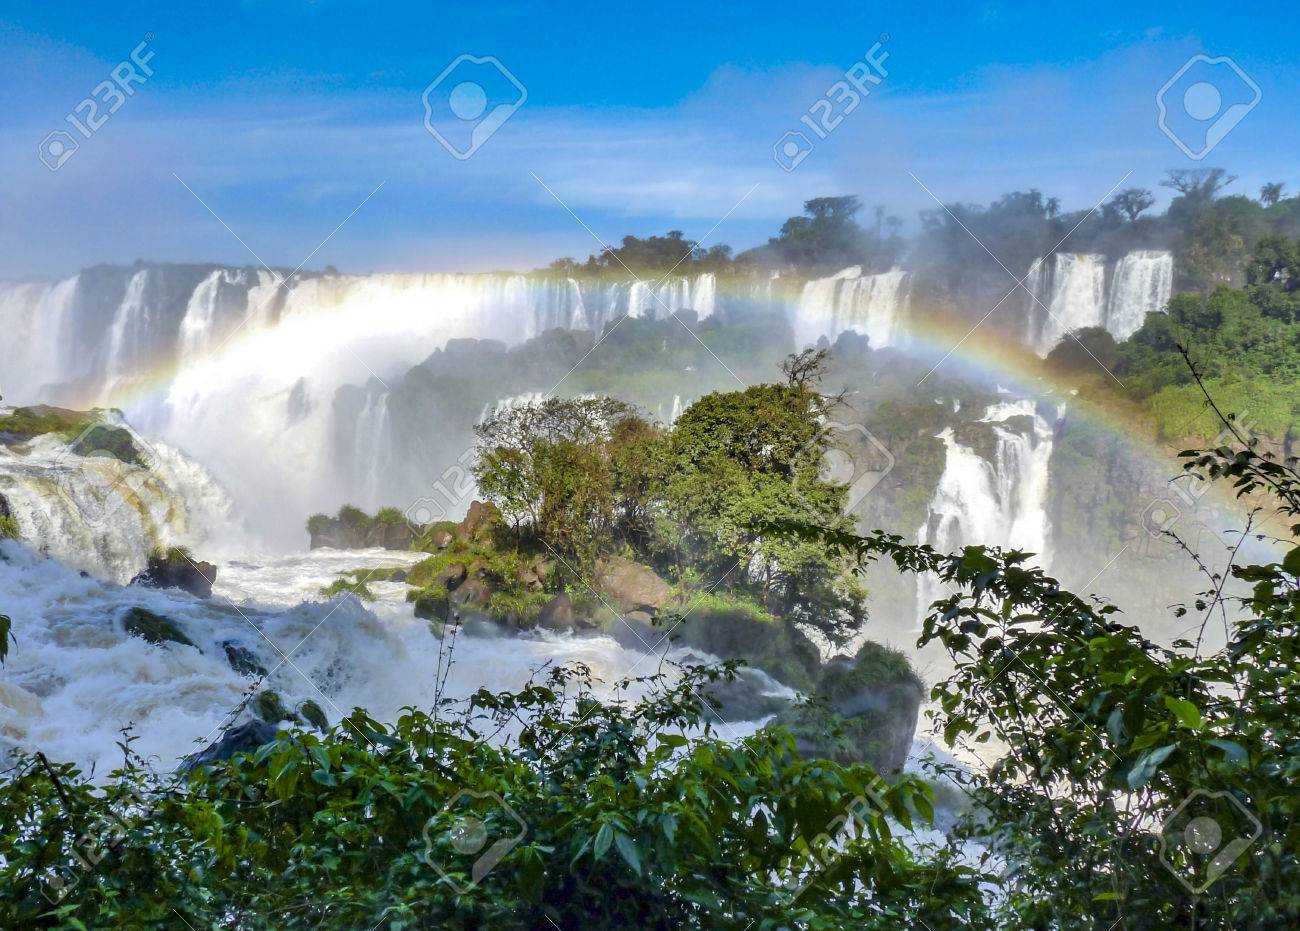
[
  {"xmin": 182, "ymin": 720, "xmax": 279, "ymax": 770},
  {"xmin": 222, "ymin": 641, "xmax": 267, "ymax": 678},
  {"xmin": 131, "ymin": 549, "xmax": 217, "ymax": 599},
  {"xmin": 536, "ymin": 594, "xmax": 576, "ymax": 631}
]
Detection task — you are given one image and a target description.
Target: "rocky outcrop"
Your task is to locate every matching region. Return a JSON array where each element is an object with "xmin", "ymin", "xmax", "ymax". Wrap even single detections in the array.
[
  {"xmin": 308, "ymin": 507, "xmax": 417, "ymax": 550},
  {"xmin": 776, "ymin": 643, "xmax": 925, "ymax": 775},
  {"xmin": 596, "ymin": 556, "xmax": 670, "ymax": 615},
  {"xmin": 130, "ymin": 549, "xmax": 217, "ymax": 598}
]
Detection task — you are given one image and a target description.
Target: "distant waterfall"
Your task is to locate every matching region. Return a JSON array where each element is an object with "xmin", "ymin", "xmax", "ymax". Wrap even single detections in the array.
[
  {"xmin": 792, "ymin": 266, "xmax": 910, "ymax": 350},
  {"xmin": 915, "ymin": 400, "xmax": 1056, "ymax": 625},
  {"xmin": 1107, "ymin": 251, "xmax": 1173, "ymax": 339},
  {"xmin": 1025, "ymin": 251, "xmax": 1173, "ymax": 354},
  {"xmin": 1026, "ymin": 254, "xmax": 1106, "ymax": 354},
  {"xmin": 0, "ymin": 266, "xmax": 746, "ymax": 546}
]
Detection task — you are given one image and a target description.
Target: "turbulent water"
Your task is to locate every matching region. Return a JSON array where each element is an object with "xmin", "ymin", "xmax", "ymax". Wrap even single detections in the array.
[
  {"xmin": 1025, "ymin": 251, "xmax": 1173, "ymax": 354},
  {"xmin": 915, "ymin": 399, "xmax": 1056, "ymax": 626},
  {"xmin": 0, "ymin": 539, "xmax": 789, "ymax": 776}
]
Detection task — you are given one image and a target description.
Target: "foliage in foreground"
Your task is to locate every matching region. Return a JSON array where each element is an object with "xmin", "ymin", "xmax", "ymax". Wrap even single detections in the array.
[
  {"xmin": 777, "ymin": 392, "xmax": 1300, "ymax": 929},
  {"xmin": 0, "ymin": 664, "xmax": 984, "ymax": 929}
]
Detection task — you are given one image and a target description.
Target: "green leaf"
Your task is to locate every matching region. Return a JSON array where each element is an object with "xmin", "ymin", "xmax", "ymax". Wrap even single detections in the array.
[
  {"xmin": 1127, "ymin": 744, "xmax": 1176, "ymax": 789},
  {"xmin": 1164, "ymin": 696, "xmax": 1203, "ymax": 730},
  {"xmin": 614, "ymin": 831, "xmax": 643, "ymax": 876},
  {"xmin": 593, "ymin": 822, "xmax": 613, "ymax": 861},
  {"xmin": 1208, "ymin": 739, "xmax": 1249, "ymax": 763},
  {"xmin": 1283, "ymin": 546, "xmax": 1300, "ymax": 576}
]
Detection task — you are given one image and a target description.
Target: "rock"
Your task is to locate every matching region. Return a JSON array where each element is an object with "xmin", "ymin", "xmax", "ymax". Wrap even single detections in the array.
[
  {"xmin": 519, "ymin": 555, "xmax": 550, "ymax": 591},
  {"xmin": 458, "ymin": 500, "xmax": 500, "ymax": 541},
  {"xmin": 778, "ymin": 643, "xmax": 926, "ymax": 774},
  {"xmin": 222, "ymin": 641, "xmax": 267, "ymax": 678},
  {"xmin": 254, "ymin": 690, "xmax": 295, "ymax": 724},
  {"xmin": 298, "ymin": 700, "xmax": 329, "ymax": 732},
  {"xmin": 596, "ymin": 556, "xmax": 670, "ymax": 614},
  {"xmin": 121, "ymin": 607, "xmax": 196, "ymax": 649},
  {"xmin": 430, "ymin": 530, "xmax": 453, "ymax": 550},
  {"xmin": 307, "ymin": 507, "xmax": 417, "ymax": 551},
  {"xmin": 410, "ymin": 587, "xmax": 450, "ymax": 621},
  {"xmin": 388, "ymin": 569, "xmax": 408, "ymax": 584},
  {"xmin": 130, "ymin": 549, "xmax": 217, "ymax": 599},
  {"xmin": 433, "ymin": 562, "xmax": 468, "ymax": 591},
  {"xmin": 182, "ymin": 720, "xmax": 279, "ymax": 770},
  {"xmin": 536, "ymin": 594, "xmax": 576, "ymax": 631},
  {"xmin": 451, "ymin": 575, "xmax": 493, "ymax": 611}
]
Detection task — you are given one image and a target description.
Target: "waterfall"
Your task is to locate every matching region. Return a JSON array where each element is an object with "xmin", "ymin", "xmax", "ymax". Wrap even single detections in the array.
[
  {"xmin": 1026, "ymin": 251, "xmax": 1174, "ymax": 354},
  {"xmin": 792, "ymin": 266, "xmax": 910, "ymax": 349},
  {"xmin": 1106, "ymin": 251, "xmax": 1173, "ymax": 339},
  {"xmin": 0, "ymin": 265, "xmax": 752, "ymax": 548},
  {"xmin": 915, "ymin": 400, "xmax": 1055, "ymax": 626},
  {"xmin": 1028, "ymin": 254, "xmax": 1106, "ymax": 355},
  {"xmin": 0, "ymin": 419, "xmax": 236, "ymax": 582}
]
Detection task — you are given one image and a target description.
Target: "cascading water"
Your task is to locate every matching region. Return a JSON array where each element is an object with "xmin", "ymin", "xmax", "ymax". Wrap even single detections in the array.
[
  {"xmin": 1027, "ymin": 254, "xmax": 1106, "ymax": 354},
  {"xmin": 792, "ymin": 266, "xmax": 910, "ymax": 350},
  {"xmin": 0, "ymin": 540, "xmax": 786, "ymax": 776},
  {"xmin": 0, "ymin": 265, "xmax": 742, "ymax": 547},
  {"xmin": 915, "ymin": 400, "xmax": 1056, "ymax": 626},
  {"xmin": 1106, "ymin": 250, "xmax": 1173, "ymax": 339},
  {"xmin": 1025, "ymin": 251, "xmax": 1173, "ymax": 354},
  {"xmin": 0, "ymin": 418, "xmax": 236, "ymax": 582}
]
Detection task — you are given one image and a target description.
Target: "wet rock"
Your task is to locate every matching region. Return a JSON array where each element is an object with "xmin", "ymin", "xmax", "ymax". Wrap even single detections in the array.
[
  {"xmin": 536, "ymin": 594, "xmax": 576, "ymax": 631},
  {"xmin": 298, "ymin": 700, "xmax": 329, "ymax": 732},
  {"xmin": 410, "ymin": 587, "xmax": 450, "ymax": 621},
  {"xmin": 222, "ymin": 641, "xmax": 267, "ymax": 678},
  {"xmin": 130, "ymin": 549, "xmax": 217, "ymax": 599},
  {"xmin": 183, "ymin": 720, "xmax": 279, "ymax": 770},
  {"xmin": 254, "ymin": 690, "xmax": 296, "ymax": 724},
  {"xmin": 121, "ymin": 607, "xmax": 196, "ymax": 649}
]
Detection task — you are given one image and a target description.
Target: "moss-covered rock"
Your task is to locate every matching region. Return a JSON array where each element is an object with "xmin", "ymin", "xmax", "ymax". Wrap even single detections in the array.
[
  {"xmin": 775, "ymin": 642, "xmax": 925, "ymax": 774},
  {"xmin": 408, "ymin": 584, "xmax": 450, "ymax": 621},
  {"xmin": 297, "ymin": 699, "xmax": 329, "ymax": 732},
  {"xmin": 952, "ymin": 420, "xmax": 999, "ymax": 463},
  {"xmin": 306, "ymin": 505, "xmax": 418, "ymax": 550},
  {"xmin": 121, "ymin": 607, "xmax": 196, "ymax": 649},
  {"xmin": 254, "ymin": 690, "xmax": 296, "ymax": 724},
  {"xmin": 130, "ymin": 547, "xmax": 217, "ymax": 599}
]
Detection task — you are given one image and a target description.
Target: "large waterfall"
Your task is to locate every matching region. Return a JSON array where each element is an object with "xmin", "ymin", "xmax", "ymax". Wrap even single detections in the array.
[
  {"xmin": 1025, "ymin": 251, "xmax": 1173, "ymax": 354},
  {"xmin": 791, "ymin": 266, "xmax": 910, "ymax": 350},
  {"xmin": 0, "ymin": 266, "xmax": 733, "ymax": 546},
  {"xmin": 915, "ymin": 400, "xmax": 1056, "ymax": 625}
]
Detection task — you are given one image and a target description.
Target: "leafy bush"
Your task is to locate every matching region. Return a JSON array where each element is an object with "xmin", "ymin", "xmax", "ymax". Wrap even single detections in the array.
[{"xmin": 0, "ymin": 665, "xmax": 986, "ymax": 929}]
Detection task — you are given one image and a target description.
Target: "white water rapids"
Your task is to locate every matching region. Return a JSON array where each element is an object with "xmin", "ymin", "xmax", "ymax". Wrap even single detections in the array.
[{"xmin": 0, "ymin": 539, "xmax": 790, "ymax": 777}]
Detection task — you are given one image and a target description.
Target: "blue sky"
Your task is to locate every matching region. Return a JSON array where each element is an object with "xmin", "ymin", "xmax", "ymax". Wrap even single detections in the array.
[{"xmin": 1, "ymin": 1, "xmax": 1296, "ymax": 278}]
